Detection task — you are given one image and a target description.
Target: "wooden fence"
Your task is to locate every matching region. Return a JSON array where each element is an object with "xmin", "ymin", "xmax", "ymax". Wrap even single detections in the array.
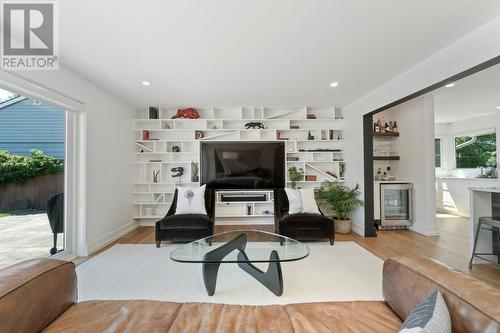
[{"xmin": 0, "ymin": 173, "xmax": 64, "ymax": 211}]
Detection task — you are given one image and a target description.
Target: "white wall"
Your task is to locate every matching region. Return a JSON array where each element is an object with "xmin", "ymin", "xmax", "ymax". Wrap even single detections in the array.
[
  {"xmin": 344, "ymin": 16, "xmax": 500, "ymax": 236},
  {"xmin": 13, "ymin": 66, "xmax": 135, "ymax": 255},
  {"xmin": 372, "ymin": 96, "xmax": 438, "ymax": 234}
]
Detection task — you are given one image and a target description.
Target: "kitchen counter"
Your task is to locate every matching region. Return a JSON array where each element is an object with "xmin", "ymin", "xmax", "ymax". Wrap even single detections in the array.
[
  {"xmin": 468, "ymin": 187, "xmax": 500, "ymax": 265},
  {"xmin": 437, "ymin": 176, "xmax": 499, "ymax": 180},
  {"xmin": 469, "ymin": 187, "xmax": 500, "ymax": 193}
]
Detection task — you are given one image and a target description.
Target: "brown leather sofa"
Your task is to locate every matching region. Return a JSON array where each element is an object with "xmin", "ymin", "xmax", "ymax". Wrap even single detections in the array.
[{"xmin": 0, "ymin": 256, "xmax": 498, "ymax": 333}]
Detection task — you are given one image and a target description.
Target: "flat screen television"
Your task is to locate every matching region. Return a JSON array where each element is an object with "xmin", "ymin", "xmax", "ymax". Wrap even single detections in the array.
[{"xmin": 200, "ymin": 141, "xmax": 285, "ymax": 189}]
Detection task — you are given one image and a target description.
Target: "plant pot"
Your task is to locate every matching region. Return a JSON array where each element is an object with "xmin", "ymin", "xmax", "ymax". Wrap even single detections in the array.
[
  {"xmin": 334, "ymin": 218, "xmax": 351, "ymax": 234},
  {"xmin": 191, "ymin": 176, "xmax": 199, "ymax": 183}
]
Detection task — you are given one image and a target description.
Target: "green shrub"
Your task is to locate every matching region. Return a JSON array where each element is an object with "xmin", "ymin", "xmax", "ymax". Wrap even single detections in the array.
[{"xmin": 0, "ymin": 149, "xmax": 63, "ymax": 186}]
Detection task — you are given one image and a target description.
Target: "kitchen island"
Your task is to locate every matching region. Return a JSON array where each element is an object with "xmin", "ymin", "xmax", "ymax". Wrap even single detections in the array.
[{"xmin": 469, "ymin": 187, "xmax": 500, "ymax": 265}]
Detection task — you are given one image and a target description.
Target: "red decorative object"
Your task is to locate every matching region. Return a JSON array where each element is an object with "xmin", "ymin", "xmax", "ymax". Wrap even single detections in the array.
[
  {"xmin": 171, "ymin": 108, "xmax": 200, "ymax": 119},
  {"xmin": 142, "ymin": 130, "xmax": 150, "ymax": 140},
  {"xmin": 305, "ymin": 175, "xmax": 317, "ymax": 181}
]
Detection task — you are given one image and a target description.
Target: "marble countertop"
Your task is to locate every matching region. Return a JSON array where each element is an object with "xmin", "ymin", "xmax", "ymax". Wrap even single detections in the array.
[
  {"xmin": 437, "ymin": 176, "xmax": 499, "ymax": 180},
  {"xmin": 468, "ymin": 187, "xmax": 500, "ymax": 193}
]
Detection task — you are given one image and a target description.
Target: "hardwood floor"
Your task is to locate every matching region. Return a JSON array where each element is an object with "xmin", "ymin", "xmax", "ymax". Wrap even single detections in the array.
[{"xmin": 88, "ymin": 213, "xmax": 500, "ymax": 289}]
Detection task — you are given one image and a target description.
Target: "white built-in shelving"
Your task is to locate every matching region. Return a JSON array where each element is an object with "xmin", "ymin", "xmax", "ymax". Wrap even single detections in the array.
[{"xmin": 133, "ymin": 106, "xmax": 345, "ymax": 222}]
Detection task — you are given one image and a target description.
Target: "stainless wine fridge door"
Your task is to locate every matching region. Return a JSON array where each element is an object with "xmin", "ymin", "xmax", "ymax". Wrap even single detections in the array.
[{"xmin": 380, "ymin": 183, "xmax": 413, "ymax": 227}]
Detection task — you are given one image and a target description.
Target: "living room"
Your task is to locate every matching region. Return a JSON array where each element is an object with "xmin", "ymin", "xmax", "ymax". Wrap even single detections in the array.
[{"xmin": 0, "ymin": 1, "xmax": 499, "ymax": 332}]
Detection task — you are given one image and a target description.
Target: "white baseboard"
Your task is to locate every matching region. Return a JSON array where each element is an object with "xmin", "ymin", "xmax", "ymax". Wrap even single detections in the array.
[
  {"xmin": 350, "ymin": 221, "xmax": 364, "ymax": 236},
  {"xmin": 410, "ymin": 223, "xmax": 440, "ymax": 236},
  {"xmin": 139, "ymin": 221, "xmax": 155, "ymax": 227},
  {"xmin": 436, "ymin": 208, "xmax": 469, "ymax": 218},
  {"xmin": 87, "ymin": 221, "xmax": 139, "ymax": 255}
]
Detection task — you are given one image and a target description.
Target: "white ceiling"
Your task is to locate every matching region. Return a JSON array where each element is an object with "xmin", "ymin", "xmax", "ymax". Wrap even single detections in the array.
[
  {"xmin": 433, "ymin": 63, "xmax": 500, "ymax": 123},
  {"xmin": 58, "ymin": 1, "xmax": 500, "ymax": 109}
]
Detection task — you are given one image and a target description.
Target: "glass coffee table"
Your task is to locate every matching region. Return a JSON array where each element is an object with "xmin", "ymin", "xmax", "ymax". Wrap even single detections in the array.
[{"xmin": 170, "ymin": 230, "xmax": 310, "ymax": 296}]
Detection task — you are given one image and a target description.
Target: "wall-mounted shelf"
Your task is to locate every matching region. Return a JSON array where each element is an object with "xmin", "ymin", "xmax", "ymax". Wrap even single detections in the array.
[
  {"xmin": 373, "ymin": 156, "xmax": 400, "ymax": 160},
  {"xmin": 373, "ymin": 132, "xmax": 399, "ymax": 137},
  {"xmin": 133, "ymin": 106, "xmax": 344, "ymax": 222}
]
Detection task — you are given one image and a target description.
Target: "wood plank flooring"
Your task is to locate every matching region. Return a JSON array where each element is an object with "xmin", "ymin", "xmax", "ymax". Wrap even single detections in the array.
[{"xmin": 87, "ymin": 213, "xmax": 500, "ymax": 289}]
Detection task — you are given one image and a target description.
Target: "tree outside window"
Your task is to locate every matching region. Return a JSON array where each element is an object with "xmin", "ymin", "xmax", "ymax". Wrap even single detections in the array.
[
  {"xmin": 435, "ymin": 138, "xmax": 441, "ymax": 168},
  {"xmin": 455, "ymin": 132, "xmax": 496, "ymax": 168}
]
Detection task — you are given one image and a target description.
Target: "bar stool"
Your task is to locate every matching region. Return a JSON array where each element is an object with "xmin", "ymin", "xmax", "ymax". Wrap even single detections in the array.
[{"xmin": 468, "ymin": 216, "xmax": 500, "ymax": 269}]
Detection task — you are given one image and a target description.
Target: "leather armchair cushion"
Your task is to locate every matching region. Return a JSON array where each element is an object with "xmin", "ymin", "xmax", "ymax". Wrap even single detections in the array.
[
  {"xmin": 281, "ymin": 213, "xmax": 330, "ymax": 228},
  {"xmin": 43, "ymin": 300, "xmax": 182, "ymax": 333},
  {"xmin": 158, "ymin": 214, "xmax": 210, "ymax": 230},
  {"xmin": 0, "ymin": 259, "xmax": 76, "ymax": 333}
]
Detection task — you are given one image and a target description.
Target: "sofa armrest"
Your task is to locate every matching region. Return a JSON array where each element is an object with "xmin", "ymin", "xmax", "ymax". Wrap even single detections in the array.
[
  {"xmin": 0, "ymin": 259, "xmax": 77, "ymax": 333},
  {"xmin": 383, "ymin": 256, "xmax": 500, "ymax": 333}
]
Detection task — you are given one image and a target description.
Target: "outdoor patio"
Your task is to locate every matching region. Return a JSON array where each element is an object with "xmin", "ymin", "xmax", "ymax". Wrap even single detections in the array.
[{"xmin": 0, "ymin": 214, "xmax": 63, "ymax": 269}]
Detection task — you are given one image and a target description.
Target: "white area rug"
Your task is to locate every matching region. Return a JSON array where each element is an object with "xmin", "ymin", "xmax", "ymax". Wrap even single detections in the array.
[{"xmin": 77, "ymin": 241, "xmax": 383, "ymax": 305}]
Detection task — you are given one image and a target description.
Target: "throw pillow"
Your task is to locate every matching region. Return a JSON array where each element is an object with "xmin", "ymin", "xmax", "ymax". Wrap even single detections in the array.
[
  {"xmin": 284, "ymin": 188, "xmax": 321, "ymax": 215},
  {"xmin": 175, "ymin": 185, "xmax": 207, "ymax": 215},
  {"xmin": 300, "ymin": 188, "xmax": 321, "ymax": 214},
  {"xmin": 285, "ymin": 188, "xmax": 303, "ymax": 214},
  {"xmin": 399, "ymin": 291, "xmax": 451, "ymax": 333}
]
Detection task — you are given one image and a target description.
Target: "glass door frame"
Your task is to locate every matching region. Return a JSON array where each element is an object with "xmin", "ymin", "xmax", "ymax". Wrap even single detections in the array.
[{"xmin": 0, "ymin": 71, "xmax": 87, "ymax": 259}]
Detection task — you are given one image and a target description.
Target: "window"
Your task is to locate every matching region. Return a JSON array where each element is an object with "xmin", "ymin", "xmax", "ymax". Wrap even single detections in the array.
[
  {"xmin": 455, "ymin": 132, "xmax": 496, "ymax": 168},
  {"xmin": 435, "ymin": 138, "xmax": 441, "ymax": 168}
]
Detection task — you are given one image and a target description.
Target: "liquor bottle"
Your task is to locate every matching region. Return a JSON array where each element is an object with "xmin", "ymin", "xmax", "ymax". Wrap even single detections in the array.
[
  {"xmin": 384, "ymin": 123, "xmax": 391, "ymax": 133},
  {"xmin": 393, "ymin": 121, "xmax": 398, "ymax": 133},
  {"xmin": 374, "ymin": 120, "xmax": 380, "ymax": 133}
]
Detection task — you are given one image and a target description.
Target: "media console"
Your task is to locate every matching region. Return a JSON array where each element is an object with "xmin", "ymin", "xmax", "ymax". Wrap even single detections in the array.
[{"xmin": 215, "ymin": 190, "xmax": 274, "ymax": 225}]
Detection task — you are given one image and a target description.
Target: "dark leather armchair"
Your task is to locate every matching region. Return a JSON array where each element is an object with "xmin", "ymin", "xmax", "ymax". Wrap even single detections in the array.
[
  {"xmin": 274, "ymin": 188, "xmax": 334, "ymax": 245},
  {"xmin": 155, "ymin": 188, "xmax": 215, "ymax": 246}
]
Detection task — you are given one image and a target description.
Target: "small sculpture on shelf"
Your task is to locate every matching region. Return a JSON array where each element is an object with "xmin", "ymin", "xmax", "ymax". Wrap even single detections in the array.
[
  {"xmin": 152, "ymin": 170, "xmax": 160, "ymax": 183},
  {"xmin": 195, "ymin": 131, "xmax": 204, "ymax": 139},
  {"xmin": 171, "ymin": 145, "xmax": 180, "ymax": 152},
  {"xmin": 171, "ymin": 108, "xmax": 200, "ymax": 119},
  {"xmin": 171, "ymin": 167, "xmax": 184, "ymax": 178},
  {"xmin": 245, "ymin": 122, "xmax": 265, "ymax": 129},
  {"xmin": 191, "ymin": 161, "xmax": 199, "ymax": 182},
  {"xmin": 148, "ymin": 106, "xmax": 159, "ymax": 119}
]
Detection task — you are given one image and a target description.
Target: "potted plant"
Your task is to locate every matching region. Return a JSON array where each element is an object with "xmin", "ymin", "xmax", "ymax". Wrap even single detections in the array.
[
  {"xmin": 318, "ymin": 182, "xmax": 364, "ymax": 234},
  {"xmin": 288, "ymin": 166, "xmax": 304, "ymax": 189},
  {"xmin": 191, "ymin": 161, "xmax": 199, "ymax": 182}
]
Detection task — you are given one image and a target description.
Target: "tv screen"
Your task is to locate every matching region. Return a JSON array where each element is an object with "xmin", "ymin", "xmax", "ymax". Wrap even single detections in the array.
[{"xmin": 200, "ymin": 141, "xmax": 285, "ymax": 189}]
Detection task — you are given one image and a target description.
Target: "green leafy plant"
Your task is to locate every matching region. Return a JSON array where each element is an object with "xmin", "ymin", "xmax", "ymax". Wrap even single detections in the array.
[
  {"xmin": 318, "ymin": 182, "xmax": 364, "ymax": 220},
  {"xmin": 0, "ymin": 149, "xmax": 64, "ymax": 186},
  {"xmin": 288, "ymin": 166, "xmax": 304, "ymax": 189}
]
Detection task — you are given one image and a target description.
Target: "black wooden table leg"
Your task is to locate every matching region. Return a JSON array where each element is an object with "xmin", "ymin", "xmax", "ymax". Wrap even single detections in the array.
[
  {"xmin": 201, "ymin": 233, "xmax": 284, "ymax": 296},
  {"xmin": 202, "ymin": 233, "xmax": 247, "ymax": 296},
  {"xmin": 237, "ymin": 250, "xmax": 283, "ymax": 296}
]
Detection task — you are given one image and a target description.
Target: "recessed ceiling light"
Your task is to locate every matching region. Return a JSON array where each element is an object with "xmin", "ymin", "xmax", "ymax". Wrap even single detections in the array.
[
  {"xmin": 496, "ymin": 106, "xmax": 500, "ymax": 109},
  {"xmin": 329, "ymin": 82, "xmax": 339, "ymax": 88},
  {"xmin": 141, "ymin": 81, "xmax": 150, "ymax": 86},
  {"xmin": 445, "ymin": 83, "xmax": 455, "ymax": 88}
]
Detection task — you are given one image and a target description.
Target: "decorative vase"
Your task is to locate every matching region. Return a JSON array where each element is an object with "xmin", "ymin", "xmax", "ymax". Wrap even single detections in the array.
[
  {"xmin": 335, "ymin": 218, "xmax": 351, "ymax": 234},
  {"xmin": 191, "ymin": 175, "xmax": 199, "ymax": 182}
]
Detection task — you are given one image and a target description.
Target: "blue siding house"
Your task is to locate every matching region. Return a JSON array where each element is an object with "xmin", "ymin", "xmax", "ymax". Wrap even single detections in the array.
[{"xmin": 0, "ymin": 97, "xmax": 65, "ymax": 159}]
